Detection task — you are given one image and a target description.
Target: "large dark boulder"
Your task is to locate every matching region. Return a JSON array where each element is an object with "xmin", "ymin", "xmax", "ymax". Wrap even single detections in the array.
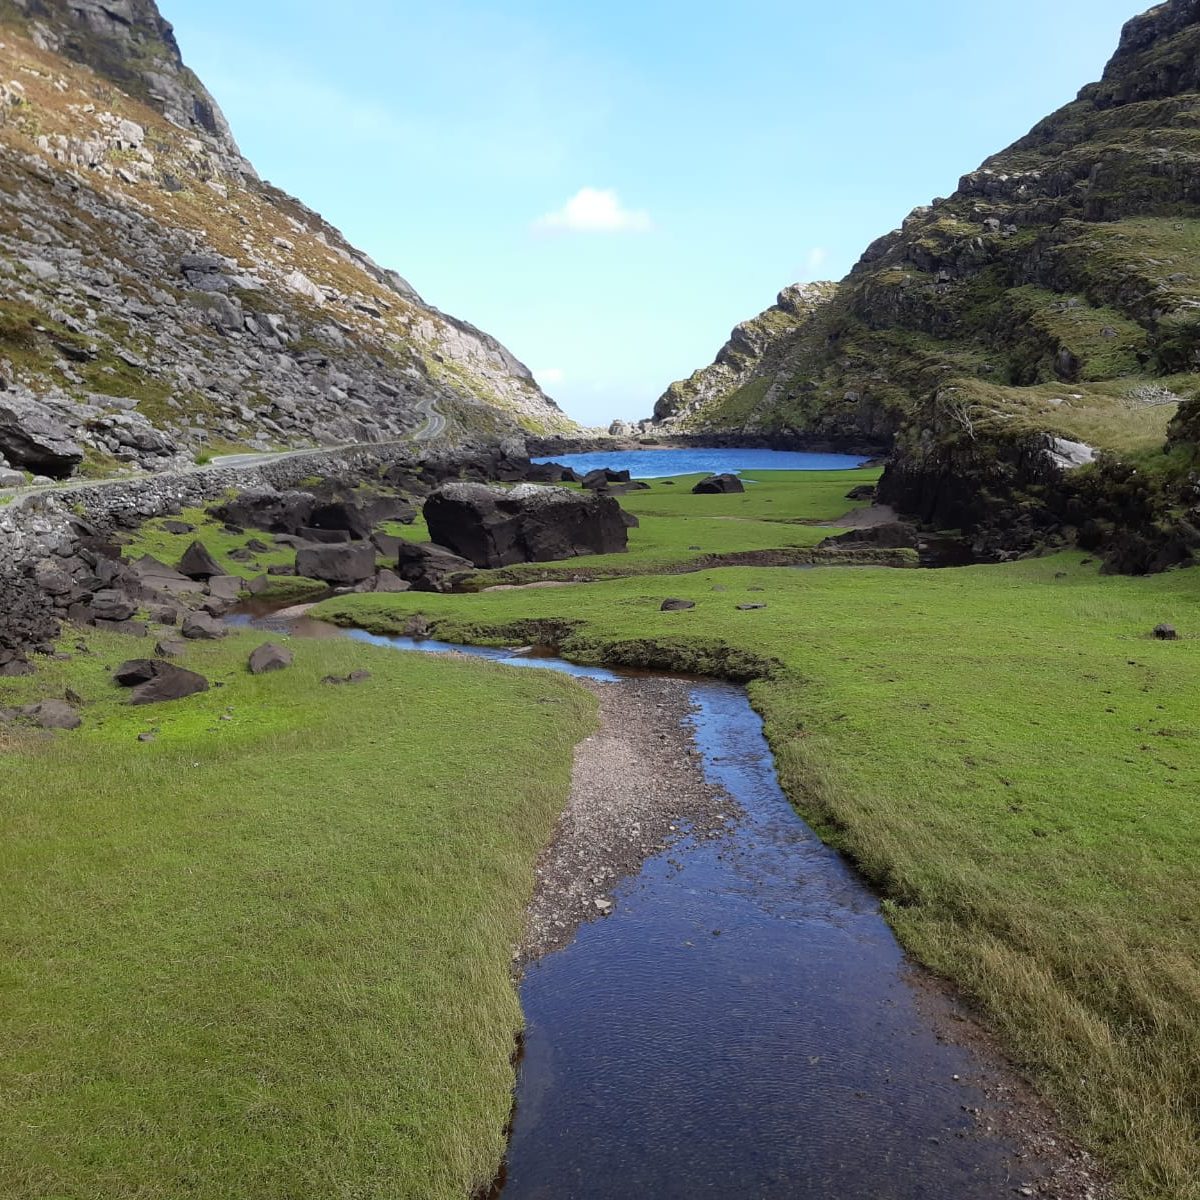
[
  {"xmin": 308, "ymin": 500, "xmax": 372, "ymax": 540},
  {"xmin": 692, "ymin": 474, "xmax": 744, "ymax": 494},
  {"xmin": 526, "ymin": 462, "xmax": 581, "ymax": 484},
  {"xmin": 114, "ymin": 660, "xmax": 210, "ymax": 705},
  {"xmin": 178, "ymin": 541, "xmax": 223, "ymax": 579},
  {"xmin": 211, "ymin": 490, "xmax": 316, "ymax": 535},
  {"xmin": 581, "ymin": 468, "xmax": 631, "ymax": 490},
  {"xmin": 394, "ymin": 541, "xmax": 476, "ymax": 593},
  {"xmin": 0, "ymin": 395, "xmax": 83, "ymax": 477},
  {"xmin": 296, "ymin": 542, "xmax": 376, "ymax": 584},
  {"xmin": 424, "ymin": 483, "xmax": 628, "ymax": 569}
]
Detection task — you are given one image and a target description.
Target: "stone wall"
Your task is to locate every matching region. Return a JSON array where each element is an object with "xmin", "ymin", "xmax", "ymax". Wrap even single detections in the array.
[{"xmin": 1, "ymin": 438, "xmax": 430, "ymax": 573}]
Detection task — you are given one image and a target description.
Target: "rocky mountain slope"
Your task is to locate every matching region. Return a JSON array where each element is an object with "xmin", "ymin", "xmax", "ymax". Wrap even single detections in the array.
[
  {"xmin": 0, "ymin": 0, "xmax": 573, "ymax": 480},
  {"xmin": 653, "ymin": 282, "xmax": 837, "ymax": 431},
  {"xmin": 651, "ymin": 0, "xmax": 1200, "ymax": 569}
]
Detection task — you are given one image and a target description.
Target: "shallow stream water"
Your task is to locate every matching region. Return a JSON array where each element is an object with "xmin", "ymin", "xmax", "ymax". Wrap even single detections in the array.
[{"xmin": 240, "ymin": 618, "xmax": 1047, "ymax": 1197}]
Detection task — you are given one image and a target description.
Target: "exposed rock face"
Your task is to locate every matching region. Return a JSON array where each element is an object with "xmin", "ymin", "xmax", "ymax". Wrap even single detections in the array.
[
  {"xmin": 646, "ymin": 0, "xmax": 1200, "ymax": 568},
  {"xmin": 0, "ymin": 393, "xmax": 83, "ymax": 475},
  {"xmin": 424, "ymin": 482, "xmax": 629, "ymax": 569},
  {"xmin": 654, "ymin": 283, "xmax": 838, "ymax": 429},
  {"xmin": 0, "ymin": 1, "xmax": 574, "ymax": 479}
]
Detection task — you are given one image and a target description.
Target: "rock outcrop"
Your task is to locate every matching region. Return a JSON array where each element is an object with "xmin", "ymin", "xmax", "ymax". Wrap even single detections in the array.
[
  {"xmin": 654, "ymin": 282, "xmax": 838, "ymax": 430},
  {"xmin": 0, "ymin": 0, "xmax": 574, "ymax": 479},
  {"xmin": 424, "ymin": 482, "xmax": 629, "ymax": 568}
]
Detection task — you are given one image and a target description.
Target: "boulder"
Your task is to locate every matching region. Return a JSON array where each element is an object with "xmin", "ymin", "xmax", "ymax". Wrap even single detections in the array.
[
  {"xmin": 0, "ymin": 395, "xmax": 83, "ymax": 477},
  {"xmin": 21, "ymin": 699, "xmax": 81, "ymax": 730},
  {"xmin": 178, "ymin": 541, "xmax": 224, "ymax": 580},
  {"xmin": 581, "ymin": 468, "xmax": 631, "ymax": 489},
  {"xmin": 161, "ymin": 520, "xmax": 196, "ymax": 535},
  {"xmin": 308, "ymin": 500, "xmax": 372, "ymax": 540},
  {"xmin": 1154, "ymin": 623, "xmax": 1179, "ymax": 640},
  {"xmin": 128, "ymin": 663, "xmax": 210, "ymax": 705},
  {"xmin": 154, "ymin": 639, "xmax": 185, "ymax": 658},
  {"xmin": 181, "ymin": 612, "xmax": 227, "ymax": 640},
  {"xmin": 394, "ymin": 541, "xmax": 475, "ymax": 593},
  {"xmin": 846, "ymin": 484, "xmax": 877, "ymax": 501},
  {"xmin": 88, "ymin": 589, "xmax": 137, "ymax": 622},
  {"xmin": 128, "ymin": 555, "xmax": 201, "ymax": 598},
  {"xmin": 297, "ymin": 527, "xmax": 352, "ymax": 544},
  {"xmin": 692, "ymin": 474, "xmax": 744, "ymax": 494},
  {"xmin": 661, "ymin": 599, "xmax": 696, "ymax": 611},
  {"xmin": 211, "ymin": 490, "xmax": 316, "ymax": 535},
  {"xmin": 374, "ymin": 569, "xmax": 411, "ymax": 593},
  {"xmin": 526, "ymin": 462, "xmax": 580, "ymax": 484},
  {"xmin": 114, "ymin": 659, "xmax": 160, "ymax": 686},
  {"xmin": 207, "ymin": 576, "xmax": 243, "ymax": 602},
  {"xmin": 372, "ymin": 532, "xmax": 404, "ymax": 559},
  {"xmin": 620, "ymin": 510, "xmax": 640, "ymax": 529},
  {"xmin": 248, "ymin": 643, "xmax": 294, "ymax": 674},
  {"xmin": 296, "ymin": 543, "xmax": 376, "ymax": 584},
  {"xmin": 423, "ymin": 482, "xmax": 628, "ymax": 569}
]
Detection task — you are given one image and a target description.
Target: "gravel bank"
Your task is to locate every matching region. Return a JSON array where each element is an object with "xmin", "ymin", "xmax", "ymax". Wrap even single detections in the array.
[{"xmin": 516, "ymin": 675, "xmax": 739, "ymax": 967}]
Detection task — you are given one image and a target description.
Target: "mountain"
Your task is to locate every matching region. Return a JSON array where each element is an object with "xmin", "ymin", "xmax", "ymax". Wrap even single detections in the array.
[
  {"xmin": 0, "ymin": 0, "xmax": 573, "ymax": 479},
  {"xmin": 653, "ymin": 282, "xmax": 837, "ymax": 433},
  {"xmin": 650, "ymin": 0, "xmax": 1200, "ymax": 570}
]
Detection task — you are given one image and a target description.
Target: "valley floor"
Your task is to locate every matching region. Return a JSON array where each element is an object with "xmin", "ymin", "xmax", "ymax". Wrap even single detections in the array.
[
  {"xmin": 317, "ymin": 475, "xmax": 1200, "ymax": 1200},
  {"xmin": 1, "ymin": 468, "xmax": 1197, "ymax": 1200}
]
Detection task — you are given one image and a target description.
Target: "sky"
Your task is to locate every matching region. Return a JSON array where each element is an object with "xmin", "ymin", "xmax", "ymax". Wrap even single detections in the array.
[{"xmin": 166, "ymin": 0, "xmax": 1140, "ymax": 426}]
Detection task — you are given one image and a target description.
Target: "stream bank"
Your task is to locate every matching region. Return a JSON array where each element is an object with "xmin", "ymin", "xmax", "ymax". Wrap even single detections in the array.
[{"xmin": 242, "ymin": 608, "xmax": 1111, "ymax": 1199}]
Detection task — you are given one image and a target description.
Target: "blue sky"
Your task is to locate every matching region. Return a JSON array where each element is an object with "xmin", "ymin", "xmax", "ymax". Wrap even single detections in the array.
[{"xmin": 167, "ymin": 0, "xmax": 1140, "ymax": 425}]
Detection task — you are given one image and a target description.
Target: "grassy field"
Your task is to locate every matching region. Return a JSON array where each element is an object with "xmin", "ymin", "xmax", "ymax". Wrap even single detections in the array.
[
  {"xmin": 469, "ymin": 468, "xmax": 890, "ymax": 583},
  {"xmin": 122, "ymin": 507, "xmax": 301, "ymax": 580},
  {"xmin": 319, "ymin": 550, "xmax": 1200, "ymax": 1200},
  {"xmin": 0, "ymin": 629, "xmax": 594, "ymax": 1200}
]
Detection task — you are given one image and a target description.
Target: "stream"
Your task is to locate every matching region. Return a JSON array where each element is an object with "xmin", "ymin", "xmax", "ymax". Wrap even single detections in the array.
[{"xmin": 239, "ymin": 616, "xmax": 1051, "ymax": 1197}]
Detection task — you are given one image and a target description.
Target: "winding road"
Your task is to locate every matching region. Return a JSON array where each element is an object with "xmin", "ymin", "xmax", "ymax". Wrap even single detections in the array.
[{"xmin": 0, "ymin": 398, "xmax": 446, "ymax": 502}]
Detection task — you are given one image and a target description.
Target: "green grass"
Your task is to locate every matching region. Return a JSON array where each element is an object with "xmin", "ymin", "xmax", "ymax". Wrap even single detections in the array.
[
  {"xmin": 317, "ymin": 552, "xmax": 1200, "ymax": 1200},
  {"xmin": 0, "ymin": 628, "xmax": 595, "ymax": 1199},
  {"xmin": 122, "ymin": 508, "xmax": 298, "ymax": 580},
  {"xmin": 465, "ymin": 469, "xmax": 885, "ymax": 584}
]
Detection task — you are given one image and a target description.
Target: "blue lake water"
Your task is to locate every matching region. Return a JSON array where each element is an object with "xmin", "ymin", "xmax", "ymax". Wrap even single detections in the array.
[{"xmin": 531, "ymin": 448, "xmax": 870, "ymax": 479}]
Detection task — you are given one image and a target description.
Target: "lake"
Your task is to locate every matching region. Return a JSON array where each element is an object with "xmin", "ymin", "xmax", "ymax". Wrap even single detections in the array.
[{"xmin": 531, "ymin": 447, "xmax": 870, "ymax": 479}]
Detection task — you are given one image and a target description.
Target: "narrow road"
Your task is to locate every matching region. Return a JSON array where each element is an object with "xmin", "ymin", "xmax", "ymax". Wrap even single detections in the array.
[{"xmin": 0, "ymin": 398, "xmax": 447, "ymax": 502}]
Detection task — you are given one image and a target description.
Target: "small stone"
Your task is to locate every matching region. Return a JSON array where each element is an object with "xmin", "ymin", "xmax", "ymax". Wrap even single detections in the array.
[
  {"xmin": 1153, "ymin": 623, "xmax": 1178, "ymax": 640},
  {"xmin": 660, "ymin": 599, "xmax": 695, "ymax": 612}
]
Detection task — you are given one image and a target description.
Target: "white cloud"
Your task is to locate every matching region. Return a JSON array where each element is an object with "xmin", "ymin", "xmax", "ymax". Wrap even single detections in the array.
[
  {"xmin": 799, "ymin": 247, "xmax": 829, "ymax": 278},
  {"xmin": 535, "ymin": 367, "xmax": 566, "ymax": 386},
  {"xmin": 533, "ymin": 187, "xmax": 653, "ymax": 234}
]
